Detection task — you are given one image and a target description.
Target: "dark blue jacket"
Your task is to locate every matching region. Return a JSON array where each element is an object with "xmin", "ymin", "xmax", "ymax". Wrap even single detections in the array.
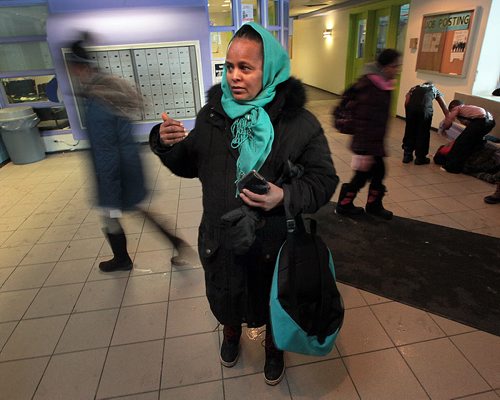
[{"xmin": 86, "ymin": 99, "xmax": 146, "ymax": 210}]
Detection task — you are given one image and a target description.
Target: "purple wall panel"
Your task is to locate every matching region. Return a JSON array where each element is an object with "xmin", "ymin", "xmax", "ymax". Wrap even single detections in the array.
[
  {"xmin": 48, "ymin": 0, "xmax": 206, "ymax": 13},
  {"xmin": 47, "ymin": 6, "xmax": 211, "ymax": 140}
]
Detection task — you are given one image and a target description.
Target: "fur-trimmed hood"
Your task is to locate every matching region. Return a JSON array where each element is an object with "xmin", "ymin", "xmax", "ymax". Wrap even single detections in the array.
[{"xmin": 206, "ymin": 77, "xmax": 307, "ymax": 121}]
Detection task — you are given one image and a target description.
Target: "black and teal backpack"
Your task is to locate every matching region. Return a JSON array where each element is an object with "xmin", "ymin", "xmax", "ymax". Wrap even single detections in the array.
[{"xmin": 270, "ymin": 206, "xmax": 344, "ymax": 356}]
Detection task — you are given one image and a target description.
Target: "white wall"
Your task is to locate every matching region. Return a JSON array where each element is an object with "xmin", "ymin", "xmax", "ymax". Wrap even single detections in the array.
[
  {"xmin": 472, "ymin": 0, "xmax": 500, "ymax": 96},
  {"xmin": 291, "ymin": 11, "xmax": 351, "ymax": 94},
  {"xmin": 291, "ymin": 0, "xmax": 495, "ymax": 129},
  {"xmin": 400, "ymin": 0, "xmax": 493, "ymax": 129}
]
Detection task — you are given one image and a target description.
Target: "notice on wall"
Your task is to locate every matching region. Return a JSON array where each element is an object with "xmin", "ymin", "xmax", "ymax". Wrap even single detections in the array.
[
  {"xmin": 421, "ymin": 33, "xmax": 441, "ymax": 53},
  {"xmin": 212, "ymin": 59, "xmax": 225, "ymax": 85},
  {"xmin": 450, "ymin": 30, "xmax": 468, "ymax": 61},
  {"xmin": 242, "ymin": 4, "xmax": 254, "ymax": 23},
  {"xmin": 416, "ymin": 9, "xmax": 474, "ymax": 77}
]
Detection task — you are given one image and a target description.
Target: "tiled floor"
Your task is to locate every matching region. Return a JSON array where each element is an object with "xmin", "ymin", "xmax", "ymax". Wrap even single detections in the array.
[{"xmin": 0, "ymin": 89, "xmax": 499, "ymax": 399}]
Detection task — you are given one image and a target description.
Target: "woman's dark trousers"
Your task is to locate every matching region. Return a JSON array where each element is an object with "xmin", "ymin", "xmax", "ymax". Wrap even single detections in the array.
[{"xmin": 350, "ymin": 156, "xmax": 386, "ymax": 192}]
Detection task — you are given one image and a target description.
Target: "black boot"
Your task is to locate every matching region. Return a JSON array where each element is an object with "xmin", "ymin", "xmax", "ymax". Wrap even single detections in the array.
[
  {"xmin": 335, "ymin": 183, "xmax": 364, "ymax": 216},
  {"xmin": 402, "ymin": 151, "xmax": 414, "ymax": 164},
  {"xmin": 414, "ymin": 156, "xmax": 430, "ymax": 165},
  {"xmin": 365, "ymin": 185, "xmax": 393, "ymax": 220},
  {"xmin": 220, "ymin": 325, "xmax": 241, "ymax": 367},
  {"xmin": 264, "ymin": 327, "xmax": 285, "ymax": 385},
  {"xmin": 99, "ymin": 231, "xmax": 133, "ymax": 272},
  {"xmin": 484, "ymin": 183, "xmax": 500, "ymax": 204}
]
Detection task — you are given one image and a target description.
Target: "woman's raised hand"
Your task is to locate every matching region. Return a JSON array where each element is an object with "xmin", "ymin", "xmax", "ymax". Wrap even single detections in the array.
[
  {"xmin": 159, "ymin": 112, "xmax": 188, "ymax": 146},
  {"xmin": 240, "ymin": 182, "xmax": 284, "ymax": 212}
]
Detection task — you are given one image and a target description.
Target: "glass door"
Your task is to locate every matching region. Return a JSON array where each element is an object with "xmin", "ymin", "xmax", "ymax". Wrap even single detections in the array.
[
  {"xmin": 346, "ymin": 12, "xmax": 368, "ymax": 85},
  {"xmin": 373, "ymin": 8, "xmax": 390, "ymax": 59}
]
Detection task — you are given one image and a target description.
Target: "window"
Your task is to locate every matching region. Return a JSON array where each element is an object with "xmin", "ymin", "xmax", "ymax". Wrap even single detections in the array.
[
  {"xmin": 241, "ymin": 0, "xmax": 260, "ymax": 23},
  {"xmin": 209, "ymin": 0, "xmax": 234, "ymax": 26},
  {"xmin": 1, "ymin": 75, "xmax": 54, "ymax": 104},
  {"xmin": 0, "ymin": 2, "xmax": 67, "ymax": 124},
  {"xmin": 211, "ymin": 31, "xmax": 233, "ymax": 59},
  {"xmin": 0, "ymin": 5, "xmax": 48, "ymax": 37},
  {"xmin": 357, "ymin": 19, "xmax": 367, "ymax": 59},
  {"xmin": 0, "ymin": 42, "xmax": 53, "ymax": 72},
  {"xmin": 396, "ymin": 4, "xmax": 410, "ymax": 53},
  {"xmin": 268, "ymin": 1, "xmax": 280, "ymax": 26}
]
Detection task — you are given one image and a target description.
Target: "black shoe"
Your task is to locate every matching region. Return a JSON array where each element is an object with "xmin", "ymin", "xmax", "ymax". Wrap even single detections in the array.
[
  {"xmin": 414, "ymin": 157, "xmax": 430, "ymax": 165},
  {"xmin": 402, "ymin": 152, "xmax": 414, "ymax": 163},
  {"xmin": 99, "ymin": 257, "xmax": 132, "ymax": 272},
  {"xmin": 484, "ymin": 195, "xmax": 500, "ymax": 204},
  {"xmin": 100, "ymin": 231, "xmax": 133, "ymax": 272},
  {"xmin": 264, "ymin": 349, "xmax": 285, "ymax": 386},
  {"xmin": 220, "ymin": 339, "xmax": 239, "ymax": 367},
  {"xmin": 366, "ymin": 206, "xmax": 393, "ymax": 220},
  {"xmin": 366, "ymin": 186, "xmax": 393, "ymax": 220},
  {"xmin": 335, "ymin": 203, "xmax": 364, "ymax": 216}
]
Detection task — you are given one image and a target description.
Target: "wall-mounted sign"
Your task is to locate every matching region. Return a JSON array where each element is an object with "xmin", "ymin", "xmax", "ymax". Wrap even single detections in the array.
[
  {"xmin": 212, "ymin": 59, "xmax": 225, "ymax": 85},
  {"xmin": 416, "ymin": 9, "xmax": 475, "ymax": 77},
  {"xmin": 242, "ymin": 4, "xmax": 254, "ymax": 23}
]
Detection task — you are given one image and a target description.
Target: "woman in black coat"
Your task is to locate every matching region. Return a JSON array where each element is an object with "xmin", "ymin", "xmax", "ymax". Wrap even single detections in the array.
[
  {"xmin": 150, "ymin": 23, "xmax": 337, "ymax": 385},
  {"xmin": 336, "ymin": 49, "xmax": 401, "ymax": 220}
]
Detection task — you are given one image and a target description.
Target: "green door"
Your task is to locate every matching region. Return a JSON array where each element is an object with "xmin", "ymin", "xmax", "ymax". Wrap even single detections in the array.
[
  {"xmin": 345, "ymin": 2, "xmax": 410, "ymax": 114},
  {"xmin": 346, "ymin": 12, "xmax": 368, "ymax": 86},
  {"xmin": 347, "ymin": 7, "xmax": 391, "ymax": 84}
]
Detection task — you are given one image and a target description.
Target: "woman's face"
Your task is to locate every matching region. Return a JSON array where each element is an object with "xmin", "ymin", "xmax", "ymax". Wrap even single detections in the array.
[
  {"xmin": 382, "ymin": 57, "xmax": 402, "ymax": 80},
  {"xmin": 225, "ymin": 38, "xmax": 263, "ymax": 101}
]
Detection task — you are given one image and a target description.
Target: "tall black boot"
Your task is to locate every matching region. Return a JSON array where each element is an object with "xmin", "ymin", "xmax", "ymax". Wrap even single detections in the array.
[
  {"xmin": 220, "ymin": 325, "xmax": 242, "ymax": 367},
  {"xmin": 335, "ymin": 183, "xmax": 364, "ymax": 216},
  {"xmin": 99, "ymin": 231, "xmax": 133, "ymax": 272},
  {"xmin": 264, "ymin": 326, "xmax": 285, "ymax": 386},
  {"xmin": 365, "ymin": 185, "xmax": 393, "ymax": 220}
]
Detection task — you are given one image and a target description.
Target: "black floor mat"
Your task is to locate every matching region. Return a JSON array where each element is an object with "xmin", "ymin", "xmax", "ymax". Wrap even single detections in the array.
[{"xmin": 313, "ymin": 203, "xmax": 500, "ymax": 336}]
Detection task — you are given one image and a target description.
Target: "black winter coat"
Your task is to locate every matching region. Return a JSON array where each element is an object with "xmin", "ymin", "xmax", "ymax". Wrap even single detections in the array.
[
  {"xmin": 350, "ymin": 75, "xmax": 392, "ymax": 157},
  {"xmin": 150, "ymin": 78, "xmax": 338, "ymax": 327}
]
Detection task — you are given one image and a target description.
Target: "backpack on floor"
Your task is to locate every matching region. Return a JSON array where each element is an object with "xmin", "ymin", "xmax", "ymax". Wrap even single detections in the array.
[
  {"xmin": 270, "ymin": 202, "xmax": 344, "ymax": 356},
  {"xmin": 332, "ymin": 83, "xmax": 359, "ymax": 135},
  {"xmin": 433, "ymin": 141, "xmax": 455, "ymax": 165}
]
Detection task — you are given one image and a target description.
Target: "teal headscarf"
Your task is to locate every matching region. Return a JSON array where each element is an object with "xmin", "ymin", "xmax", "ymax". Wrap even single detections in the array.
[{"xmin": 221, "ymin": 22, "xmax": 290, "ymax": 194}]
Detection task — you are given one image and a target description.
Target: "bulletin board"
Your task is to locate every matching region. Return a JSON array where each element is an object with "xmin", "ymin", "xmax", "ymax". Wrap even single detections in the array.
[
  {"xmin": 62, "ymin": 41, "xmax": 204, "ymax": 128},
  {"xmin": 416, "ymin": 9, "xmax": 474, "ymax": 77}
]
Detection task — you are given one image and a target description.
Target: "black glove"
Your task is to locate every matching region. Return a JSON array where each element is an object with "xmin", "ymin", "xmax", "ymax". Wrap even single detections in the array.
[{"xmin": 221, "ymin": 205, "xmax": 263, "ymax": 255}]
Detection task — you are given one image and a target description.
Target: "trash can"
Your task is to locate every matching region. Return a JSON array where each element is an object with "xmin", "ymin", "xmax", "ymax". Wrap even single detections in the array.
[{"xmin": 0, "ymin": 106, "xmax": 45, "ymax": 164}]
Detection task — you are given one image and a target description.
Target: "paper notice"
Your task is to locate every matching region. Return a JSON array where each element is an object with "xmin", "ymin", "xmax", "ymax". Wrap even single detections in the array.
[
  {"xmin": 422, "ymin": 33, "xmax": 441, "ymax": 52},
  {"xmin": 450, "ymin": 30, "xmax": 468, "ymax": 61}
]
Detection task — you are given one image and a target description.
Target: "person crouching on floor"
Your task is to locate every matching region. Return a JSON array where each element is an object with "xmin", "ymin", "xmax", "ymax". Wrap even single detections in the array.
[{"xmin": 440, "ymin": 100, "xmax": 496, "ymax": 174}]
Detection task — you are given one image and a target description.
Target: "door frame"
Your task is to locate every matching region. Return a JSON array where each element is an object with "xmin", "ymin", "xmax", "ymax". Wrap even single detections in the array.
[{"xmin": 344, "ymin": 0, "xmax": 409, "ymax": 113}]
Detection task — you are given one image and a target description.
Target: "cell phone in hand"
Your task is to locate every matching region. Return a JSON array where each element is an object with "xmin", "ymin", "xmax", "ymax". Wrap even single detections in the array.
[{"xmin": 237, "ymin": 170, "xmax": 270, "ymax": 195}]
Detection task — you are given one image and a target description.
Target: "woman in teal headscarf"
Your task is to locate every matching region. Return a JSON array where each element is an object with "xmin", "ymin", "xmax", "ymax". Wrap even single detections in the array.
[{"xmin": 150, "ymin": 22, "xmax": 338, "ymax": 385}]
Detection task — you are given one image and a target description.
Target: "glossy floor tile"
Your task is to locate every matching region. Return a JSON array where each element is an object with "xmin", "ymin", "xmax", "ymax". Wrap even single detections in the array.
[{"xmin": 0, "ymin": 87, "xmax": 498, "ymax": 399}]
